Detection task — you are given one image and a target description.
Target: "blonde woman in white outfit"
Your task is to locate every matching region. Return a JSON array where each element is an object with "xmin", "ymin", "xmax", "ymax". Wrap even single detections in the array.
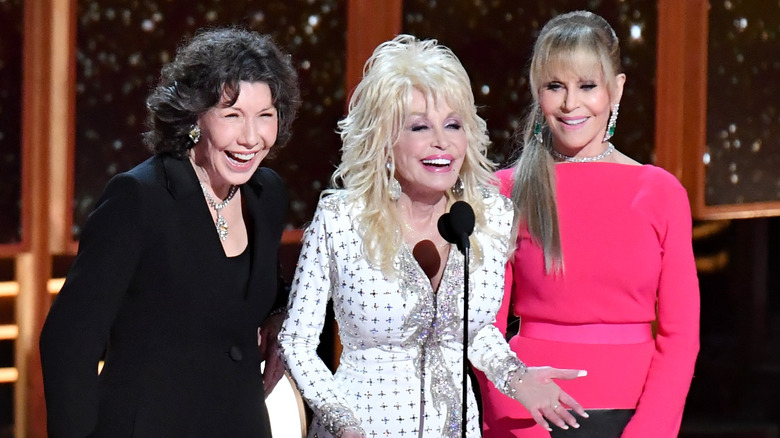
[{"xmin": 279, "ymin": 34, "xmax": 587, "ymax": 438}]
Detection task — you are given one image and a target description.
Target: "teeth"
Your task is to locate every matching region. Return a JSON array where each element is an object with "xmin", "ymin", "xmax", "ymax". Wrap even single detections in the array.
[
  {"xmin": 227, "ymin": 151, "xmax": 256, "ymax": 163},
  {"xmin": 422, "ymin": 158, "xmax": 451, "ymax": 166},
  {"xmin": 231, "ymin": 152, "xmax": 256, "ymax": 160},
  {"xmin": 562, "ymin": 118, "xmax": 587, "ymax": 126}
]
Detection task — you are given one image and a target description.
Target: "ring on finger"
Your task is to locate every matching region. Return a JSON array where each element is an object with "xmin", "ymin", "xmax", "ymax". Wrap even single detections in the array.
[{"xmin": 552, "ymin": 403, "xmax": 559, "ymax": 410}]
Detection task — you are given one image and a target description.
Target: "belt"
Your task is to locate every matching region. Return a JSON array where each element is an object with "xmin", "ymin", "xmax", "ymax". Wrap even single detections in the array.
[{"xmin": 519, "ymin": 321, "xmax": 653, "ymax": 344}]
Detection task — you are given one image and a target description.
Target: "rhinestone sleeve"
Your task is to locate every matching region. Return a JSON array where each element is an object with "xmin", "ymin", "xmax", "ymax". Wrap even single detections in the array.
[{"xmin": 318, "ymin": 403, "xmax": 365, "ymax": 437}]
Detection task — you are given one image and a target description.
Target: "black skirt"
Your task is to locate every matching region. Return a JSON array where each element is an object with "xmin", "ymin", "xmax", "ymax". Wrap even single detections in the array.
[{"xmin": 549, "ymin": 409, "xmax": 635, "ymax": 438}]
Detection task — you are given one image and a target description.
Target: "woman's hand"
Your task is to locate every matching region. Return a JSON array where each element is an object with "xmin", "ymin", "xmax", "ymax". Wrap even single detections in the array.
[
  {"xmin": 258, "ymin": 312, "xmax": 286, "ymax": 396},
  {"xmin": 509, "ymin": 366, "xmax": 589, "ymax": 432}
]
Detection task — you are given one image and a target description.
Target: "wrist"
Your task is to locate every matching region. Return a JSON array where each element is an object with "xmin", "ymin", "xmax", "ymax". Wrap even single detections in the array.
[
  {"xmin": 268, "ymin": 306, "xmax": 287, "ymax": 318},
  {"xmin": 507, "ymin": 362, "xmax": 529, "ymax": 399}
]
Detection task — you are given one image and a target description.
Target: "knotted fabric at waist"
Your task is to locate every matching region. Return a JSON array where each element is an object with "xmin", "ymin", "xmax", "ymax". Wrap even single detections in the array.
[{"xmin": 519, "ymin": 321, "xmax": 653, "ymax": 344}]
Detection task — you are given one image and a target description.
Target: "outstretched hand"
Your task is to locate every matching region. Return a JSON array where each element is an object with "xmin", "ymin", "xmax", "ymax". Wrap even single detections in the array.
[{"xmin": 510, "ymin": 366, "xmax": 589, "ymax": 432}]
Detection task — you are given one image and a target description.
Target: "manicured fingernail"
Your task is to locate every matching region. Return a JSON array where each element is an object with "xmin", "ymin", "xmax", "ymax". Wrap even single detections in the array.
[
  {"xmin": 573, "ymin": 423, "xmax": 580, "ymax": 428},
  {"xmin": 562, "ymin": 425, "xmax": 569, "ymax": 430},
  {"xmin": 577, "ymin": 370, "xmax": 588, "ymax": 377},
  {"xmin": 582, "ymin": 412, "xmax": 590, "ymax": 418}
]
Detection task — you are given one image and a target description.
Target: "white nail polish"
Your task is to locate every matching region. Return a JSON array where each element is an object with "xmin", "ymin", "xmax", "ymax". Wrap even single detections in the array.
[{"xmin": 577, "ymin": 370, "xmax": 588, "ymax": 377}]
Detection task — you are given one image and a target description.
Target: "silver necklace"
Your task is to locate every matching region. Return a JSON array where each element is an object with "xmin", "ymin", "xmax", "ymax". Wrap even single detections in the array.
[
  {"xmin": 551, "ymin": 143, "xmax": 615, "ymax": 163},
  {"xmin": 199, "ymin": 181, "xmax": 238, "ymax": 241}
]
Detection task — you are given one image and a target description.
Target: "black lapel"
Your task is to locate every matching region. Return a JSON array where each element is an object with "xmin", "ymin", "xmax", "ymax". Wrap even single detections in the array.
[
  {"xmin": 160, "ymin": 154, "xmax": 200, "ymax": 201},
  {"xmin": 242, "ymin": 171, "xmax": 267, "ymax": 301}
]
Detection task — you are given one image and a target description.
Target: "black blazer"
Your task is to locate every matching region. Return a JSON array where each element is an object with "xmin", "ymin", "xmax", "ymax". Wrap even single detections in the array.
[{"xmin": 40, "ymin": 154, "xmax": 288, "ymax": 437}]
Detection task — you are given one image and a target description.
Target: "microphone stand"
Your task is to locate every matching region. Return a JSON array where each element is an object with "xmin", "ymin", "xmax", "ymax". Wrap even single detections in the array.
[
  {"xmin": 437, "ymin": 201, "xmax": 475, "ymax": 438},
  {"xmin": 461, "ymin": 237, "xmax": 469, "ymax": 438}
]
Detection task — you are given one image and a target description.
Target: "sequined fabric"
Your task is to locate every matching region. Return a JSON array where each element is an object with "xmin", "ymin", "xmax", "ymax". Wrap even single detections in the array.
[{"xmin": 279, "ymin": 191, "xmax": 520, "ymax": 437}]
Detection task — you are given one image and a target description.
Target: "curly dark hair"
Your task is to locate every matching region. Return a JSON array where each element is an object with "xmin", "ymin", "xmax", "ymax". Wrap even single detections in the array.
[{"xmin": 143, "ymin": 27, "xmax": 301, "ymax": 157}]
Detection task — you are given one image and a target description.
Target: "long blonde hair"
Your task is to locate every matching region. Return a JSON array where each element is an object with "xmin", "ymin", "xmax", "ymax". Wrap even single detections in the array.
[
  {"xmin": 509, "ymin": 11, "xmax": 622, "ymax": 273},
  {"xmin": 329, "ymin": 34, "xmax": 497, "ymax": 275}
]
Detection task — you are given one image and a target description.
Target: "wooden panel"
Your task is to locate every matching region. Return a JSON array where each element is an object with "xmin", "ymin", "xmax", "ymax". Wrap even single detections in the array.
[
  {"xmin": 17, "ymin": 0, "xmax": 76, "ymax": 436},
  {"xmin": 656, "ymin": 0, "xmax": 780, "ymax": 219},
  {"xmin": 345, "ymin": 0, "xmax": 402, "ymax": 98},
  {"xmin": 654, "ymin": 0, "xmax": 708, "ymax": 214},
  {"xmin": 654, "ymin": 0, "xmax": 687, "ymax": 180}
]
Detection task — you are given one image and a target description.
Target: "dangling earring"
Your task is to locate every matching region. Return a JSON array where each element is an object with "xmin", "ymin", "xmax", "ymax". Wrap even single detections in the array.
[
  {"xmin": 451, "ymin": 176, "xmax": 464, "ymax": 199},
  {"xmin": 188, "ymin": 125, "xmax": 201, "ymax": 144},
  {"xmin": 387, "ymin": 162, "xmax": 401, "ymax": 201},
  {"xmin": 533, "ymin": 122, "xmax": 544, "ymax": 144},
  {"xmin": 603, "ymin": 103, "xmax": 620, "ymax": 142},
  {"xmin": 533, "ymin": 107, "xmax": 545, "ymax": 144}
]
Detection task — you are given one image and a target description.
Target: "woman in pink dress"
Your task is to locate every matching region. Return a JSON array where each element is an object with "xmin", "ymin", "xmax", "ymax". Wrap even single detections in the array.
[{"xmin": 477, "ymin": 10, "xmax": 700, "ymax": 438}]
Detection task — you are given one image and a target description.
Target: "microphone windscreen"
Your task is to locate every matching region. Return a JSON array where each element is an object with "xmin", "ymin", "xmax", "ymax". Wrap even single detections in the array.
[
  {"xmin": 437, "ymin": 213, "xmax": 456, "ymax": 244},
  {"xmin": 449, "ymin": 201, "xmax": 475, "ymax": 237}
]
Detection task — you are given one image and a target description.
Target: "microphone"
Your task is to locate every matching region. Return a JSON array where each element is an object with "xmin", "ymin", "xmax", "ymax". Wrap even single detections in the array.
[{"xmin": 437, "ymin": 201, "xmax": 475, "ymax": 255}]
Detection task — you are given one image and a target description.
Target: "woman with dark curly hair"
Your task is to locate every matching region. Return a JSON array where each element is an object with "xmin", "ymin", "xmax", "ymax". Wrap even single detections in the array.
[{"xmin": 40, "ymin": 27, "xmax": 300, "ymax": 437}]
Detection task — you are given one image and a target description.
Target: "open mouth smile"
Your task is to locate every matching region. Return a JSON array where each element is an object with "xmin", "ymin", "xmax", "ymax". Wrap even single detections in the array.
[
  {"xmin": 226, "ymin": 151, "xmax": 257, "ymax": 165},
  {"xmin": 421, "ymin": 158, "xmax": 452, "ymax": 167},
  {"xmin": 560, "ymin": 117, "xmax": 587, "ymax": 126}
]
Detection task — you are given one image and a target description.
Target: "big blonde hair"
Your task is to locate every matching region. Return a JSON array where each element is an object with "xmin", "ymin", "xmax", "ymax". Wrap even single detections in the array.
[
  {"xmin": 509, "ymin": 11, "xmax": 622, "ymax": 272},
  {"xmin": 329, "ymin": 34, "xmax": 497, "ymax": 275}
]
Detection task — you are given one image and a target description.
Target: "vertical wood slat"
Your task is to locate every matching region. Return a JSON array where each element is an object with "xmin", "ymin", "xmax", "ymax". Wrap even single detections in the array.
[
  {"xmin": 48, "ymin": 0, "xmax": 78, "ymax": 255},
  {"xmin": 654, "ymin": 0, "xmax": 708, "ymax": 215},
  {"xmin": 345, "ymin": 0, "xmax": 402, "ymax": 99},
  {"xmin": 681, "ymin": 0, "xmax": 710, "ymax": 218},
  {"xmin": 653, "ymin": 1, "xmax": 780, "ymax": 220},
  {"xmin": 17, "ymin": 0, "xmax": 52, "ymax": 433},
  {"xmin": 17, "ymin": 0, "xmax": 76, "ymax": 437},
  {"xmin": 654, "ymin": 0, "xmax": 709, "ymax": 197},
  {"xmin": 653, "ymin": 0, "xmax": 686, "ymax": 179}
]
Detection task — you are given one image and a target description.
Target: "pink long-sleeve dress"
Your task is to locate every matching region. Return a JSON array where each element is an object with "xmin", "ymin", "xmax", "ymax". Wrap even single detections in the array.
[{"xmin": 478, "ymin": 163, "xmax": 700, "ymax": 438}]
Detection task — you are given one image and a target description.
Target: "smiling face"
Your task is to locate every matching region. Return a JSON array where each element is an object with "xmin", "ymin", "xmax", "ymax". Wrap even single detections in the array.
[
  {"xmin": 190, "ymin": 81, "xmax": 278, "ymax": 194},
  {"xmin": 538, "ymin": 59, "xmax": 624, "ymax": 157},
  {"xmin": 392, "ymin": 88, "xmax": 467, "ymax": 202}
]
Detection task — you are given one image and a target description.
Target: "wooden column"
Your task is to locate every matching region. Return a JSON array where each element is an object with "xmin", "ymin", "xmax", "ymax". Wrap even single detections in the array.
[
  {"xmin": 654, "ymin": 0, "xmax": 709, "ymax": 196},
  {"xmin": 17, "ymin": 0, "xmax": 76, "ymax": 437},
  {"xmin": 653, "ymin": 0, "xmax": 687, "ymax": 178}
]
